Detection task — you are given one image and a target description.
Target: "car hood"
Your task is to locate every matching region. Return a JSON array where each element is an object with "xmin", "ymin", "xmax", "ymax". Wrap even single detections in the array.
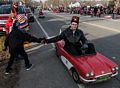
[{"xmin": 76, "ymin": 52, "xmax": 113, "ymax": 76}]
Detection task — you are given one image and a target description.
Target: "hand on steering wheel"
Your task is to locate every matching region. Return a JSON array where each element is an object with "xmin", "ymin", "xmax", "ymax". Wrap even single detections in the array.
[{"xmin": 81, "ymin": 44, "xmax": 88, "ymax": 50}]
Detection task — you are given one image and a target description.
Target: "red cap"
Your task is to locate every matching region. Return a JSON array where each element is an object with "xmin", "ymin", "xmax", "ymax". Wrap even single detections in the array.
[{"xmin": 71, "ymin": 16, "xmax": 79, "ymax": 23}]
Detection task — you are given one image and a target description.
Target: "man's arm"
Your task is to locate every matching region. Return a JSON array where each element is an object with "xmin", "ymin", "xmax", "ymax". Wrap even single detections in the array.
[
  {"xmin": 3, "ymin": 35, "xmax": 9, "ymax": 51},
  {"xmin": 80, "ymin": 31, "xmax": 88, "ymax": 44},
  {"xmin": 46, "ymin": 31, "xmax": 65, "ymax": 43},
  {"xmin": 23, "ymin": 33, "xmax": 42, "ymax": 43}
]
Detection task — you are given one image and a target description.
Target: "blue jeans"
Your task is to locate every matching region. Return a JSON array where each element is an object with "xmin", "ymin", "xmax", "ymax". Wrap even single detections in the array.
[{"xmin": 112, "ymin": 13, "xmax": 116, "ymax": 19}]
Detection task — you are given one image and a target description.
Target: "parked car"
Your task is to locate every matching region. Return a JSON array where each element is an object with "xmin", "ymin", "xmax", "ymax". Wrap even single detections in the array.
[
  {"xmin": 55, "ymin": 36, "xmax": 118, "ymax": 83},
  {"xmin": 25, "ymin": 8, "xmax": 34, "ymax": 22},
  {"xmin": 38, "ymin": 10, "xmax": 45, "ymax": 18},
  {"xmin": 0, "ymin": 4, "xmax": 27, "ymax": 36},
  {"xmin": 0, "ymin": 5, "xmax": 11, "ymax": 36}
]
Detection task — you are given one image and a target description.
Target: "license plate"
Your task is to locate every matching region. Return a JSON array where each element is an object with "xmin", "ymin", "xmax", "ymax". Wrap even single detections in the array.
[{"xmin": 97, "ymin": 75, "xmax": 110, "ymax": 82}]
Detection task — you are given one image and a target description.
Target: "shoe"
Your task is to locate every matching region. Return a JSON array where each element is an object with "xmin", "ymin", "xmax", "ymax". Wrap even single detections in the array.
[
  {"xmin": 5, "ymin": 68, "xmax": 12, "ymax": 75},
  {"xmin": 5, "ymin": 71, "xmax": 10, "ymax": 75},
  {"xmin": 26, "ymin": 64, "xmax": 33, "ymax": 71}
]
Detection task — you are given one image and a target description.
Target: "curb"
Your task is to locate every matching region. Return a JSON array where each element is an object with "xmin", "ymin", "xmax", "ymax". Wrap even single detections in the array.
[{"xmin": 104, "ymin": 15, "xmax": 120, "ymax": 19}]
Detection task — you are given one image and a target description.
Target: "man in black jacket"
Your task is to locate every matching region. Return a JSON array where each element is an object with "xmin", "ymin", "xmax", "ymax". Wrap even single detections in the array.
[
  {"xmin": 3, "ymin": 19, "xmax": 43, "ymax": 74},
  {"xmin": 45, "ymin": 16, "xmax": 88, "ymax": 56}
]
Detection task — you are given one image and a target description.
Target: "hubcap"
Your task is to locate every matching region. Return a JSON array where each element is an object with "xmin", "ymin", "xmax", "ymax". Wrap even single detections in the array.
[{"xmin": 73, "ymin": 71, "xmax": 78, "ymax": 81}]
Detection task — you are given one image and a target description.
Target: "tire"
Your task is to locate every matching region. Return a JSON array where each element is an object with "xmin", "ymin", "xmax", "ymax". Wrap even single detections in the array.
[
  {"xmin": 55, "ymin": 47, "xmax": 59, "ymax": 57},
  {"xmin": 71, "ymin": 69, "xmax": 80, "ymax": 83}
]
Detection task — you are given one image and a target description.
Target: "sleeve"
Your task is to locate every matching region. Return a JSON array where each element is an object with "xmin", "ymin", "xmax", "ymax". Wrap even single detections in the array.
[
  {"xmin": 12, "ymin": 20, "xmax": 19, "ymax": 30},
  {"xmin": 4, "ymin": 34, "xmax": 9, "ymax": 49},
  {"xmin": 46, "ymin": 31, "xmax": 65, "ymax": 43},
  {"xmin": 80, "ymin": 31, "xmax": 88, "ymax": 44},
  {"xmin": 23, "ymin": 33, "xmax": 40, "ymax": 43},
  {"xmin": 5, "ymin": 23, "xmax": 9, "ymax": 34}
]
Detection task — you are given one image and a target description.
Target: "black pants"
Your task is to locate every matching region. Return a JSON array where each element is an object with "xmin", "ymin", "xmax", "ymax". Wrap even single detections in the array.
[
  {"xmin": 64, "ymin": 43, "xmax": 96, "ymax": 56},
  {"xmin": 64, "ymin": 44, "xmax": 82, "ymax": 56},
  {"xmin": 6, "ymin": 47, "xmax": 30, "ymax": 72}
]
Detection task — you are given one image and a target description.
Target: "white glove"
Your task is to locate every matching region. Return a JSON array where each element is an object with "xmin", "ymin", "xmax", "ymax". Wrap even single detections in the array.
[{"xmin": 82, "ymin": 44, "xmax": 88, "ymax": 50}]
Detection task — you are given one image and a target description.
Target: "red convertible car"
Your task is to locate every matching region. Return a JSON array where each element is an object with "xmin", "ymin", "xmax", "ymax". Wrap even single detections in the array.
[
  {"xmin": 55, "ymin": 40, "xmax": 118, "ymax": 83},
  {"xmin": 38, "ymin": 10, "xmax": 45, "ymax": 18}
]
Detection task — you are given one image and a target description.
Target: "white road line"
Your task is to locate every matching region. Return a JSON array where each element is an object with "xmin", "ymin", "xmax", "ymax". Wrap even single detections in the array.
[
  {"xmin": 34, "ymin": 14, "xmax": 55, "ymax": 47},
  {"xmin": 50, "ymin": 13, "xmax": 120, "ymax": 33},
  {"xmin": 26, "ymin": 14, "xmax": 55, "ymax": 53},
  {"xmin": 28, "ymin": 47, "xmax": 54, "ymax": 55},
  {"xmin": 78, "ymin": 84, "xmax": 85, "ymax": 88},
  {"xmin": 26, "ymin": 44, "xmax": 44, "ymax": 52},
  {"xmin": 33, "ymin": 15, "xmax": 49, "ymax": 38},
  {"xmin": 83, "ymin": 22, "xmax": 120, "ymax": 33}
]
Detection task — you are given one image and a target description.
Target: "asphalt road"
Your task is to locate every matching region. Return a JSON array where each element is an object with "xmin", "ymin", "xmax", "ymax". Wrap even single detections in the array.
[{"xmin": 14, "ymin": 11, "xmax": 120, "ymax": 88}]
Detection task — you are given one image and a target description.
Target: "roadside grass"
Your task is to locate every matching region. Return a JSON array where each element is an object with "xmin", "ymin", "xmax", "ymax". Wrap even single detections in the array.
[
  {"xmin": 0, "ymin": 36, "xmax": 20, "ymax": 88},
  {"xmin": 0, "ymin": 60, "xmax": 21, "ymax": 88}
]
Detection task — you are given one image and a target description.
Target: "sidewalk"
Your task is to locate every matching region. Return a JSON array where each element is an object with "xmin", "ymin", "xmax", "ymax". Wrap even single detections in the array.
[
  {"xmin": 103, "ymin": 14, "xmax": 120, "ymax": 20},
  {"xmin": 103, "ymin": 15, "xmax": 120, "ymax": 23}
]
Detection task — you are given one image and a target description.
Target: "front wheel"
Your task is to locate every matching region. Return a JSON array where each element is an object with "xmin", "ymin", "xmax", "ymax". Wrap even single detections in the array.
[
  {"xmin": 55, "ymin": 47, "xmax": 59, "ymax": 57},
  {"xmin": 71, "ymin": 69, "xmax": 80, "ymax": 83}
]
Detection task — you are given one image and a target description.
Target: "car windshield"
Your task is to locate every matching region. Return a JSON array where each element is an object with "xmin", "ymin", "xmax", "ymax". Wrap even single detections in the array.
[
  {"xmin": 0, "ymin": 5, "xmax": 11, "ymax": 14},
  {"xmin": 18, "ymin": 6, "xmax": 25, "ymax": 14},
  {"xmin": 0, "ymin": 5, "xmax": 25, "ymax": 14}
]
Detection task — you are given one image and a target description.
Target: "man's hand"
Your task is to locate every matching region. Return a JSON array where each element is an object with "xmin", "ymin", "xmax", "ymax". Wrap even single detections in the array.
[
  {"xmin": 39, "ymin": 37, "xmax": 47, "ymax": 44},
  {"xmin": 81, "ymin": 44, "xmax": 88, "ymax": 50}
]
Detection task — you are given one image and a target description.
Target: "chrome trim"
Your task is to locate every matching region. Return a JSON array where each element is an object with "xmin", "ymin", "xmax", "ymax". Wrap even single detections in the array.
[
  {"xmin": 79, "ymin": 72, "xmax": 118, "ymax": 83},
  {"xmin": 95, "ymin": 73, "xmax": 112, "ymax": 78},
  {"xmin": 111, "ymin": 72, "xmax": 118, "ymax": 77},
  {"xmin": 0, "ymin": 14, "xmax": 9, "ymax": 16},
  {"xmin": 0, "ymin": 20, "xmax": 7, "ymax": 24},
  {"xmin": 79, "ymin": 75, "xmax": 96, "ymax": 82}
]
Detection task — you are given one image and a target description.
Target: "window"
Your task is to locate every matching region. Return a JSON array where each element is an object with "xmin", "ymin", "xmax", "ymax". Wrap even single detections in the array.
[
  {"xmin": 0, "ymin": 5, "xmax": 25, "ymax": 14},
  {"xmin": 0, "ymin": 5, "xmax": 11, "ymax": 14}
]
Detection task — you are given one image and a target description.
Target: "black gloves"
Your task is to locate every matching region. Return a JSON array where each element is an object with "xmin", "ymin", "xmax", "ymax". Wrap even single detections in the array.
[{"xmin": 39, "ymin": 37, "xmax": 47, "ymax": 44}]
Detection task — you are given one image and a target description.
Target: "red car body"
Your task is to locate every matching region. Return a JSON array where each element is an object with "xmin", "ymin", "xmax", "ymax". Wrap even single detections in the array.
[
  {"xmin": 0, "ymin": 14, "xmax": 9, "ymax": 34},
  {"xmin": 38, "ymin": 10, "xmax": 45, "ymax": 18},
  {"xmin": 55, "ymin": 40, "xmax": 118, "ymax": 83}
]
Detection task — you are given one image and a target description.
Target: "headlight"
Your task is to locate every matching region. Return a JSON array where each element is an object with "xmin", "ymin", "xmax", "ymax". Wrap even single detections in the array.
[
  {"xmin": 90, "ymin": 72, "xmax": 94, "ymax": 76},
  {"xmin": 86, "ymin": 72, "xmax": 94, "ymax": 77},
  {"xmin": 112, "ymin": 67, "xmax": 118, "ymax": 71},
  {"xmin": 115, "ymin": 67, "xmax": 118, "ymax": 70},
  {"xmin": 112, "ymin": 68, "xmax": 115, "ymax": 71},
  {"xmin": 86, "ymin": 73, "xmax": 90, "ymax": 77}
]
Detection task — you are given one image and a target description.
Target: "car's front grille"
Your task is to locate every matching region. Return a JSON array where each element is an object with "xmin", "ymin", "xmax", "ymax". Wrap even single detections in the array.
[
  {"xmin": 96, "ymin": 74, "xmax": 111, "ymax": 82},
  {"xmin": 0, "ymin": 24, "xmax": 5, "ymax": 27}
]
